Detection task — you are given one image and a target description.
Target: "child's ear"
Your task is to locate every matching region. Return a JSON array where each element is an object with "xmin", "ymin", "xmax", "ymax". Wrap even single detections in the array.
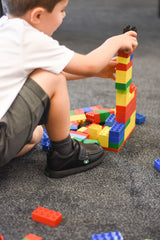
[{"xmin": 30, "ymin": 7, "xmax": 46, "ymax": 24}]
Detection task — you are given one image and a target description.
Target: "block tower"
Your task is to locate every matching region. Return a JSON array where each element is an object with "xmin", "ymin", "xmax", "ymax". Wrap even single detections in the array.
[{"xmin": 115, "ymin": 48, "xmax": 137, "ymax": 145}]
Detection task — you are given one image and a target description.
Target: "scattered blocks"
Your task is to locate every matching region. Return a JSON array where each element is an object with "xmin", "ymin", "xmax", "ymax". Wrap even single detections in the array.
[
  {"xmin": 91, "ymin": 231, "xmax": 124, "ymax": 240},
  {"xmin": 136, "ymin": 113, "xmax": 146, "ymax": 124},
  {"xmin": 32, "ymin": 206, "xmax": 62, "ymax": 227},
  {"xmin": 154, "ymin": 159, "xmax": 160, "ymax": 172},
  {"xmin": 22, "ymin": 233, "xmax": 42, "ymax": 240}
]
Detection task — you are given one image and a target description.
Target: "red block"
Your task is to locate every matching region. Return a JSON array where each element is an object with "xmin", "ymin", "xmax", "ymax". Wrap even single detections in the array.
[
  {"xmin": 90, "ymin": 105, "xmax": 103, "ymax": 111},
  {"xmin": 24, "ymin": 233, "xmax": 42, "ymax": 240},
  {"xmin": 103, "ymin": 108, "xmax": 115, "ymax": 114},
  {"xmin": 86, "ymin": 111, "xmax": 100, "ymax": 123},
  {"xmin": 0, "ymin": 235, "xmax": 4, "ymax": 240},
  {"xmin": 116, "ymin": 84, "xmax": 137, "ymax": 124},
  {"xmin": 116, "ymin": 60, "xmax": 133, "ymax": 71},
  {"xmin": 32, "ymin": 207, "xmax": 62, "ymax": 227},
  {"xmin": 70, "ymin": 130, "xmax": 88, "ymax": 137},
  {"xmin": 74, "ymin": 109, "xmax": 84, "ymax": 115},
  {"xmin": 118, "ymin": 50, "xmax": 133, "ymax": 58}
]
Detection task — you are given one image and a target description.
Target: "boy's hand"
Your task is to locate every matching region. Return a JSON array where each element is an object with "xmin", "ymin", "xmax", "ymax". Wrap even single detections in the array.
[
  {"xmin": 119, "ymin": 30, "xmax": 138, "ymax": 53},
  {"xmin": 96, "ymin": 57, "xmax": 117, "ymax": 80}
]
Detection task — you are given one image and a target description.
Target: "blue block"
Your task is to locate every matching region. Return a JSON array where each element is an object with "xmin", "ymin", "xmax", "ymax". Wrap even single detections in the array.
[
  {"xmin": 109, "ymin": 131, "xmax": 124, "ymax": 144},
  {"xmin": 105, "ymin": 114, "xmax": 116, "ymax": 127},
  {"xmin": 70, "ymin": 125, "xmax": 78, "ymax": 131},
  {"xmin": 91, "ymin": 231, "xmax": 123, "ymax": 240},
  {"xmin": 154, "ymin": 159, "xmax": 160, "ymax": 172},
  {"xmin": 136, "ymin": 113, "xmax": 146, "ymax": 124},
  {"xmin": 41, "ymin": 129, "xmax": 50, "ymax": 151},
  {"xmin": 109, "ymin": 122, "xmax": 125, "ymax": 137},
  {"xmin": 80, "ymin": 107, "xmax": 93, "ymax": 113},
  {"xmin": 130, "ymin": 53, "xmax": 134, "ymax": 61}
]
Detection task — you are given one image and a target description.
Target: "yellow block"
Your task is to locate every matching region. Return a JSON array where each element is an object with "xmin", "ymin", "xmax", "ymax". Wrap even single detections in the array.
[
  {"xmin": 124, "ymin": 111, "xmax": 136, "ymax": 140},
  {"xmin": 117, "ymin": 56, "xmax": 131, "ymax": 64},
  {"xmin": 70, "ymin": 114, "xmax": 86, "ymax": 125},
  {"xmin": 116, "ymin": 67, "xmax": 132, "ymax": 84},
  {"xmin": 116, "ymin": 91, "xmax": 135, "ymax": 107},
  {"xmin": 98, "ymin": 126, "xmax": 111, "ymax": 148},
  {"xmin": 88, "ymin": 124, "xmax": 102, "ymax": 140},
  {"xmin": 77, "ymin": 127, "xmax": 88, "ymax": 132}
]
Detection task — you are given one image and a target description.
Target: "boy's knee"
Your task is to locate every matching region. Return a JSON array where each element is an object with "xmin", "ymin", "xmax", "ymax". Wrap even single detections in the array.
[{"xmin": 29, "ymin": 69, "xmax": 67, "ymax": 98}]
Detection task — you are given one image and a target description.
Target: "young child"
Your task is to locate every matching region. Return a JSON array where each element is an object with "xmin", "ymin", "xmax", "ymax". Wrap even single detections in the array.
[{"xmin": 0, "ymin": 0, "xmax": 138, "ymax": 178}]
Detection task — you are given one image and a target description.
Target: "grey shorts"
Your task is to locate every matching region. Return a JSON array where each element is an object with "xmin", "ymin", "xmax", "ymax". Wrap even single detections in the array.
[{"xmin": 0, "ymin": 78, "xmax": 50, "ymax": 167}]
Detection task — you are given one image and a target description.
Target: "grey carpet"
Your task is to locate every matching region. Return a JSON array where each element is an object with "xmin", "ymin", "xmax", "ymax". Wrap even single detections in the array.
[{"xmin": 0, "ymin": 0, "xmax": 160, "ymax": 239}]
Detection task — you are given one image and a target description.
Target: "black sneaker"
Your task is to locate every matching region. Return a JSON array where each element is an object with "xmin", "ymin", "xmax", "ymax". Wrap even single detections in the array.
[{"xmin": 44, "ymin": 139, "xmax": 104, "ymax": 178}]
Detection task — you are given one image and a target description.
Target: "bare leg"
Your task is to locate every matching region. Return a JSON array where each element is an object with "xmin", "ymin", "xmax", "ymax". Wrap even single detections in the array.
[
  {"xmin": 15, "ymin": 125, "xmax": 43, "ymax": 158},
  {"xmin": 29, "ymin": 69, "xmax": 71, "ymax": 141}
]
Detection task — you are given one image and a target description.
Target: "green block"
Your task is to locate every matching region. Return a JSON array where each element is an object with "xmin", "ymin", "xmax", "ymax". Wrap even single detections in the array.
[
  {"xmin": 115, "ymin": 78, "xmax": 132, "ymax": 90},
  {"xmin": 109, "ymin": 137, "xmax": 124, "ymax": 149},
  {"xmin": 117, "ymin": 87, "xmax": 129, "ymax": 94},
  {"xmin": 73, "ymin": 137, "xmax": 84, "ymax": 142},
  {"xmin": 84, "ymin": 139, "xmax": 100, "ymax": 144},
  {"xmin": 95, "ymin": 110, "xmax": 110, "ymax": 123},
  {"xmin": 125, "ymin": 118, "xmax": 131, "ymax": 129},
  {"xmin": 70, "ymin": 110, "xmax": 75, "ymax": 116}
]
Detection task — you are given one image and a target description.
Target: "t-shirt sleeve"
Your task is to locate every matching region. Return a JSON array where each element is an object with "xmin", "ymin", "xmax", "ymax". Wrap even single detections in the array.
[{"xmin": 23, "ymin": 29, "xmax": 74, "ymax": 75}]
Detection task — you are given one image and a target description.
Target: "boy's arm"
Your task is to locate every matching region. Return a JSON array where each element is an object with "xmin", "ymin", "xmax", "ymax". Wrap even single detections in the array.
[
  {"xmin": 62, "ymin": 57, "xmax": 117, "ymax": 81},
  {"xmin": 64, "ymin": 31, "xmax": 138, "ymax": 77}
]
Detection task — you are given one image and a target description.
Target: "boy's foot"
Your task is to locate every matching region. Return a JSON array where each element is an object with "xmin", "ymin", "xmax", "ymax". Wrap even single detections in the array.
[{"xmin": 44, "ymin": 139, "xmax": 104, "ymax": 178}]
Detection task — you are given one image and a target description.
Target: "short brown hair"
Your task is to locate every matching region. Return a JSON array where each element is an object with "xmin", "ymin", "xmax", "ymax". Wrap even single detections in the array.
[{"xmin": 1, "ymin": 0, "xmax": 62, "ymax": 17}]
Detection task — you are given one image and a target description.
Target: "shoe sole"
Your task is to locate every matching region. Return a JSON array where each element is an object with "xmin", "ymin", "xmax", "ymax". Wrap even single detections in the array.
[{"xmin": 44, "ymin": 152, "xmax": 104, "ymax": 178}]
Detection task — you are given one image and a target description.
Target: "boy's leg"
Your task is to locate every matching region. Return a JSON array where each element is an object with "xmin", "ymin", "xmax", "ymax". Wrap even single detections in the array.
[
  {"xmin": 30, "ymin": 69, "xmax": 104, "ymax": 178},
  {"xmin": 15, "ymin": 126, "xmax": 43, "ymax": 158}
]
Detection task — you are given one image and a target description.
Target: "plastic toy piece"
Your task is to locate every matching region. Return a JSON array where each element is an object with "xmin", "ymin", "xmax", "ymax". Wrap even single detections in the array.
[
  {"xmin": 154, "ymin": 159, "xmax": 160, "ymax": 172},
  {"xmin": 136, "ymin": 113, "xmax": 146, "ymax": 124},
  {"xmin": 105, "ymin": 113, "xmax": 116, "ymax": 127},
  {"xmin": 32, "ymin": 206, "xmax": 62, "ymax": 227},
  {"xmin": 0, "ymin": 235, "xmax": 4, "ymax": 240},
  {"xmin": 91, "ymin": 231, "xmax": 124, "ymax": 240},
  {"xmin": 22, "ymin": 233, "xmax": 42, "ymax": 240}
]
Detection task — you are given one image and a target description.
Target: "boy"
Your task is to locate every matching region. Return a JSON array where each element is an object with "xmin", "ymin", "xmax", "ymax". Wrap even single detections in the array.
[{"xmin": 0, "ymin": 0, "xmax": 138, "ymax": 178}]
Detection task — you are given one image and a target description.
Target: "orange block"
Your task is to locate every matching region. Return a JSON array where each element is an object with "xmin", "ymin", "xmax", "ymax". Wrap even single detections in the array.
[{"xmin": 24, "ymin": 233, "xmax": 42, "ymax": 240}]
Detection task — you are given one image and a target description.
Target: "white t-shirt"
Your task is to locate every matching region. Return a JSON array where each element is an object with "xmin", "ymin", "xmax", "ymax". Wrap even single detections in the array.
[{"xmin": 0, "ymin": 16, "xmax": 74, "ymax": 120}]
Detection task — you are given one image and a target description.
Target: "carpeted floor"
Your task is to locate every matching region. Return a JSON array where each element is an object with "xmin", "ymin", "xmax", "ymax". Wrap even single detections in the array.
[{"xmin": 0, "ymin": 0, "xmax": 160, "ymax": 239}]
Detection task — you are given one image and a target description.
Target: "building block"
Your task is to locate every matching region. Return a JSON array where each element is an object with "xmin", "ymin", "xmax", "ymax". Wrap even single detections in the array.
[
  {"xmin": 115, "ymin": 66, "xmax": 132, "ymax": 84},
  {"xmin": 88, "ymin": 124, "xmax": 102, "ymax": 140},
  {"xmin": 136, "ymin": 113, "xmax": 146, "ymax": 124},
  {"xmin": 109, "ymin": 131, "xmax": 124, "ymax": 144},
  {"xmin": 109, "ymin": 122, "xmax": 125, "ymax": 137},
  {"xmin": 154, "ymin": 159, "xmax": 160, "ymax": 172},
  {"xmin": 40, "ymin": 129, "xmax": 50, "ymax": 151},
  {"xmin": 116, "ymin": 90, "xmax": 135, "ymax": 107},
  {"xmin": 70, "ymin": 114, "xmax": 86, "ymax": 125},
  {"xmin": 32, "ymin": 206, "xmax": 62, "ymax": 227},
  {"xmin": 80, "ymin": 107, "xmax": 93, "ymax": 113},
  {"xmin": 116, "ymin": 59, "xmax": 133, "ymax": 71},
  {"xmin": 0, "ymin": 236, "xmax": 4, "ymax": 240},
  {"xmin": 98, "ymin": 126, "xmax": 111, "ymax": 148},
  {"xmin": 70, "ymin": 125, "xmax": 78, "ymax": 131},
  {"xmin": 74, "ymin": 109, "xmax": 84, "ymax": 115},
  {"xmin": 91, "ymin": 231, "xmax": 124, "ymax": 240},
  {"xmin": 105, "ymin": 113, "xmax": 116, "ymax": 127},
  {"xmin": 115, "ymin": 78, "xmax": 132, "ymax": 90},
  {"xmin": 23, "ymin": 233, "xmax": 42, "ymax": 240},
  {"xmin": 95, "ymin": 110, "xmax": 110, "ymax": 123},
  {"xmin": 90, "ymin": 105, "xmax": 103, "ymax": 110},
  {"xmin": 84, "ymin": 139, "xmax": 100, "ymax": 144},
  {"xmin": 86, "ymin": 111, "xmax": 101, "ymax": 124}
]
